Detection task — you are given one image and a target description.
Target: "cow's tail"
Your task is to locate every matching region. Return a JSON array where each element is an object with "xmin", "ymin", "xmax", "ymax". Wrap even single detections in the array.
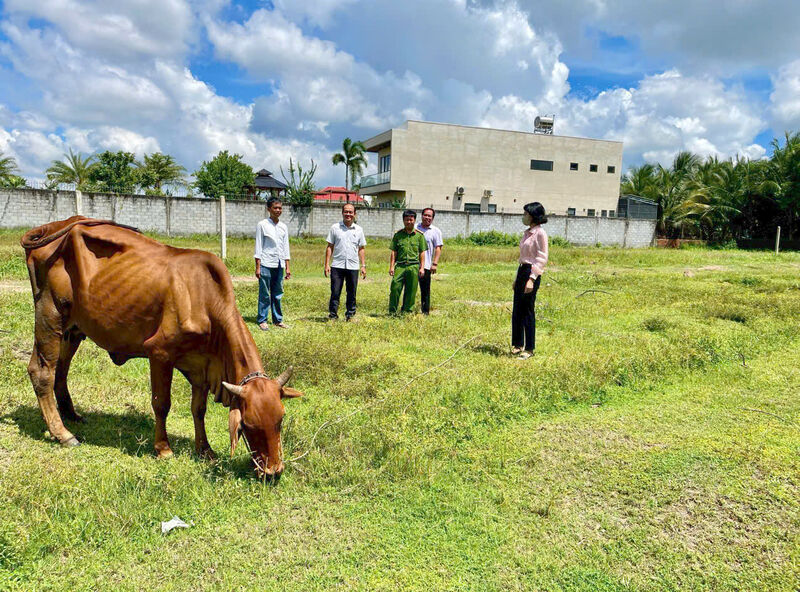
[{"xmin": 20, "ymin": 217, "xmax": 141, "ymax": 250}]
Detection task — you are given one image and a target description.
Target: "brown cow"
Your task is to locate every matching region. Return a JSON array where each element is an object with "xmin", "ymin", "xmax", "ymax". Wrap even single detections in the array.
[{"xmin": 21, "ymin": 216, "xmax": 302, "ymax": 478}]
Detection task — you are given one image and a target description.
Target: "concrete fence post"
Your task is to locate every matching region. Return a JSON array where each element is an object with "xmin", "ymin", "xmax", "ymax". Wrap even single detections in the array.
[
  {"xmin": 165, "ymin": 196, "xmax": 172, "ymax": 237},
  {"xmin": 775, "ymin": 226, "xmax": 781, "ymax": 254},
  {"xmin": 75, "ymin": 189, "xmax": 83, "ymax": 216},
  {"xmin": 465, "ymin": 211, "xmax": 471, "ymax": 237},
  {"xmin": 220, "ymin": 195, "xmax": 227, "ymax": 260},
  {"xmin": 622, "ymin": 218, "xmax": 629, "ymax": 248}
]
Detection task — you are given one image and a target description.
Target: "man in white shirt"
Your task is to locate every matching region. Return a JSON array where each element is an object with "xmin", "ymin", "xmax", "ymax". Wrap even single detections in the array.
[
  {"xmin": 416, "ymin": 207, "xmax": 444, "ymax": 314},
  {"xmin": 324, "ymin": 203, "xmax": 367, "ymax": 321},
  {"xmin": 254, "ymin": 197, "xmax": 291, "ymax": 330}
]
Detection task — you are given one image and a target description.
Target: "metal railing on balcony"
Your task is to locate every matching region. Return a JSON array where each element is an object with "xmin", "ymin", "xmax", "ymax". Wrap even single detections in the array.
[{"xmin": 360, "ymin": 170, "xmax": 390, "ymax": 188}]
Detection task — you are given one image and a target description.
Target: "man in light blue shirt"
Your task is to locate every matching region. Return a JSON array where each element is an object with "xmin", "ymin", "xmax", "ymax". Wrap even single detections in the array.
[
  {"xmin": 254, "ymin": 197, "xmax": 291, "ymax": 330},
  {"xmin": 324, "ymin": 203, "xmax": 366, "ymax": 321}
]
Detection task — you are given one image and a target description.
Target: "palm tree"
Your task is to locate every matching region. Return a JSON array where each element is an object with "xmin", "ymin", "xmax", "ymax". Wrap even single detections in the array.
[
  {"xmin": 620, "ymin": 163, "xmax": 658, "ymax": 200},
  {"xmin": 768, "ymin": 131, "xmax": 800, "ymax": 239},
  {"xmin": 0, "ymin": 151, "xmax": 19, "ymax": 184},
  {"xmin": 45, "ymin": 149, "xmax": 96, "ymax": 190},
  {"xmin": 136, "ymin": 152, "xmax": 187, "ymax": 195},
  {"xmin": 331, "ymin": 137, "xmax": 367, "ymax": 191}
]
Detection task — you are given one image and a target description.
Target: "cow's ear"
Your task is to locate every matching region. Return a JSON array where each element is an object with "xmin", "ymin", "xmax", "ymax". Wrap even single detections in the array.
[
  {"xmin": 228, "ymin": 407, "xmax": 242, "ymax": 457},
  {"xmin": 281, "ymin": 387, "xmax": 303, "ymax": 399}
]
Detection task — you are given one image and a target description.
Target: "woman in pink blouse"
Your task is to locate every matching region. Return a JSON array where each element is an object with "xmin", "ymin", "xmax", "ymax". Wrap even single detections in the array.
[{"xmin": 512, "ymin": 202, "xmax": 549, "ymax": 359}]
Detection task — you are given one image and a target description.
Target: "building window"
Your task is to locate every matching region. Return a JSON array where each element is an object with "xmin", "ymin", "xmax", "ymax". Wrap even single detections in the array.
[
  {"xmin": 587, "ymin": 209, "xmax": 596, "ymax": 217},
  {"xmin": 464, "ymin": 202, "xmax": 481, "ymax": 213},
  {"xmin": 487, "ymin": 204, "xmax": 497, "ymax": 213},
  {"xmin": 607, "ymin": 165, "xmax": 615, "ymax": 174},
  {"xmin": 379, "ymin": 154, "xmax": 391, "ymax": 173},
  {"xmin": 567, "ymin": 207, "xmax": 576, "ymax": 216},
  {"xmin": 589, "ymin": 164, "xmax": 598, "ymax": 172},
  {"xmin": 609, "ymin": 210, "xmax": 616, "ymax": 217},
  {"xmin": 530, "ymin": 159, "xmax": 553, "ymax": 171},
  {"xmin": 601, "ymin": 210, "xmax": 607, "ymax": 217},
  {"xmin": 570, "ymin": 162, "xmax": 578, "ymax": 171}
]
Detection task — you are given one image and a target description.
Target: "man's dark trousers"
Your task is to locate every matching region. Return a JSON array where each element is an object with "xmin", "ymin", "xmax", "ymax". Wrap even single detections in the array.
[
  {"xmin": 329, "ymin": 267, "xmax": 359, "ymax": 319},
  {"xmin": 419, "ymin": 269, "xmax": 432, "ymax": 314}
]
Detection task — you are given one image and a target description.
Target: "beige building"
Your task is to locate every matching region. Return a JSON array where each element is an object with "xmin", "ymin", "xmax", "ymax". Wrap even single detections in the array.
[{"xmin": 358, "ymin": 120, "xmax": 623, "ymax": 217}]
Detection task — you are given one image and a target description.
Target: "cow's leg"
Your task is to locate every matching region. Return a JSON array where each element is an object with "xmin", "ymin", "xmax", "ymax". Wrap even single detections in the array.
[
  {"xmin": 54, "ymin": 331, "xmax": 85, "ymax": 423},
  {"xmin": 28, "ymin": 297, "xmax": 78, "ymax": 446},
  {"xmin": 149, "ymin": 359, "xmax": 174, "ymax": 459},
  {"xmin": 191, "ymin": 385, "xmax": 216, "ymax": 460}
]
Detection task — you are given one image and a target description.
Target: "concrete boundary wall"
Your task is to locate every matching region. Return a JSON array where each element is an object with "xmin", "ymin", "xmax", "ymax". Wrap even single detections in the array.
[{"xmin": 0, "ymin": 188, "xmax": 655, "ymax": 247}]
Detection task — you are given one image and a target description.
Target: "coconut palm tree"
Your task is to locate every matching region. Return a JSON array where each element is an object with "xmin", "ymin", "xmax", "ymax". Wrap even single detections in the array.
[
  {"xmin": 620, "ymin": 163, "xmax": 658, "ymax": 200},
  {"xmin": 45, "ymin": 149, "xmax": 96, "ymax": 190},
  {"xmin": 0, "ymin": 151, "xmax": 19, "ymax": 184},
  {"xmin": 136, "ymin": 152, "xmax": 187, "ymax": 195},
  {"xmin": 768, "ymin": 131, "xmax": 800, "ymax": 239},
  {"xmin": 331, "ymin": 137, "xmax": 367, "ymax": 191}
]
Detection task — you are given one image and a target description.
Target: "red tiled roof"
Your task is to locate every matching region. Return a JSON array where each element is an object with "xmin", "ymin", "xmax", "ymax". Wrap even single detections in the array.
[{"xmin": 313, "ymin": 186, "xmax": 365, "ymax": 203}]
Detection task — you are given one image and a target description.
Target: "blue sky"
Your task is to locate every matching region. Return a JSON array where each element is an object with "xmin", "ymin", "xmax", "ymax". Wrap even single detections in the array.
[{"xmin": 1, "ymin": 0, "xmax": 799, "ymax": 186}]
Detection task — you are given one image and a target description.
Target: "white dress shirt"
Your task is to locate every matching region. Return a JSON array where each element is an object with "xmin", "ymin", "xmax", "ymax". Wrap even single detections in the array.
[
  {"xmin": 326, "ymin": 221, "xmax": 367, "ymax": 270},
  {"xmin": 416, "ymin": 223, "xmax": 443, "ymax": 271},
  {"xmin": 254, "ymin": 218, "xmax": 290, "ymax": 268}
]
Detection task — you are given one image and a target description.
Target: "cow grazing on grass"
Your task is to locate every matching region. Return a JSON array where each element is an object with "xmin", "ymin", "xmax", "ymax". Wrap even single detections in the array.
[{"xmin": 20, "ymin": 216, "xmax": 302, "ymax": 478}]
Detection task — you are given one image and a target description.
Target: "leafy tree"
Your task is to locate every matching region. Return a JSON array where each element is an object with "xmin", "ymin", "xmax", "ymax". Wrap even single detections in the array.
[
  {"xmin": 193, "ymin": 150, "xmax": 254, "ymax": 199},
  {"xmin": 331, "ymin": 137, "xmax": 367, "ymax": 190},
  {"xmin": 0, "ymin": 152, "xmax": 19, "ymax": 185},
  {"xmin": 2, "ymin": 175, "xmax": 27, "ymax": 188},
  {"xmin": 45, "ymin": 148, "xmax": 97, "ymax": 190},
  {"xmin": 136, "ymin": 153, "xmax": 187, "ymax": 195},
  {"xmin": 89, "ymin": 151, "xmax": 138, "ymax": 194},
  {"xmin": 280, "ymin": 158, "xmax": 317, "ymax": 206}
]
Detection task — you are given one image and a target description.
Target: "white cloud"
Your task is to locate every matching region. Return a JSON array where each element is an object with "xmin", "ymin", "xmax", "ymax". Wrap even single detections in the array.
[
  {"xmin": 474, "ymin": 69, "xmax": 766, "ymax": 167},
  {"xmin": 770, "ymin": 60, "xmax": 800, "ymax": 133},
  {"xmin": 3, "ymin": 0, "xmax": 194, "ymax": 61}
]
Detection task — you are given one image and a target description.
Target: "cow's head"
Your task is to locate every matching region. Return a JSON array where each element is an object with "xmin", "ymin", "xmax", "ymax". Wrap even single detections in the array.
[{"xmin": 222, "ymin": 366, "xmax": 302, "ymax": 479}]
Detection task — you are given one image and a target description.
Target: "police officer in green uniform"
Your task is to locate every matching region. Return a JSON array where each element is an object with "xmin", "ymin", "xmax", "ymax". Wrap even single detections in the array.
[{"xmin": 389, "ymin": 210, "xmax": 427, "ymax": 314}]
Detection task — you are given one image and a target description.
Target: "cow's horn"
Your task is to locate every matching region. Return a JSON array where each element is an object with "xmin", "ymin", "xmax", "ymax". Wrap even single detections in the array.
[
  {"xmin": 222, "ymin": 381, "xmax": 244, "ymax": 397},
  {"xmin": 276, "ymin": 366, "xmax": 293, "ymax": 387}
]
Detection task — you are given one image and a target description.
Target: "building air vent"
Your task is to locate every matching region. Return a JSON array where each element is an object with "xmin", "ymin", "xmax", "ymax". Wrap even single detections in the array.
[
  {"xmin": 483, "ymin": 189, "xmax": 493, "ymax": 198},
  {"xmin": 456, "ymin": 186, "xmax": 465, "ymax": 195}
]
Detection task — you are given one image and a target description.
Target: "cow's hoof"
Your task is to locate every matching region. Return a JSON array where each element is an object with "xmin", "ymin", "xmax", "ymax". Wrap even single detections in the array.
[
  {"xmin": 198, "ymin": 448, "xmax": 218, "ymax": 461},
  {"xmin": 60, "ymin": 436, "xmax": 80, "ymax": 447},
  {"xmin": 64, "ymin": 412, "xmax": 85, "ymax": 423},
  {"xmin": 156, "ymin": 448, "xmax": 174, "ymax": 459}
]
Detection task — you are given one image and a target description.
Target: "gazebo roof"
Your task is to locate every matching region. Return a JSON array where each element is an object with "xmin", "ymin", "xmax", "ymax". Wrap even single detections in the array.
[{"xmin": 253, "ymin": 169, "xmax": 287, "ymax": 190}]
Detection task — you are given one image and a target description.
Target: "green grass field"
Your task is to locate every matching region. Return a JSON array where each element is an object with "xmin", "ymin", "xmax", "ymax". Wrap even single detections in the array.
[{"xmin": 0, "ymin": 228, "xmax": 798, "ymax": 591}]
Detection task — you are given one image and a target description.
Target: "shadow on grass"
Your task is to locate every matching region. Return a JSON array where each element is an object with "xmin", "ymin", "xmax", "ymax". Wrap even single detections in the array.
[
  {"xmin": 3, "ymin": 405, "xmax": 193, "ymax": 457},
  {"xmin": 4, "ymin": 405, "xmax": 281, "ymax": 484},
  {"xmin": 472, "ymin": 343, "xmax": 509, "ymax": 357},
  {"xmin": 243, "ymin": 314, "xmax": 340, "ymax": 324}
]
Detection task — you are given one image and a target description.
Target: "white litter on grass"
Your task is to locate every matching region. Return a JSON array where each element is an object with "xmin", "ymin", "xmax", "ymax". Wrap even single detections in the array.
[{"xmin": 161, "ymin": 516, "xmax": 192, "ymax": 534}]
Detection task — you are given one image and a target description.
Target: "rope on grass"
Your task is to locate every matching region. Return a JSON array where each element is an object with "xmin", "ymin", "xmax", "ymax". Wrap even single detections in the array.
[
  {"xmin": 738, "ymin": 407, "xmax": 796, "ymax": 426},
  {"xmin": 287, "ymin": 334, "xmax": 482, "ymax": 464}
]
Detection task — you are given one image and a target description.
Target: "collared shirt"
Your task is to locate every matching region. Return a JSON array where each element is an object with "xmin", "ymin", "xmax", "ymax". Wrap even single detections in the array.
[
  {"xmin": 416, "ymin": 223, "xmax": 443, "ymax": 271},
  {"xmin": 390, "ymin": 228, "xmax": 427, "ymax": 265},
  {"xmin": 519, "ymin": 224, "xmax": 548, "ymax": 279},
  {"xmin": 254, "ymin": 218, "xmax": 290, "ymax": 268},
  {"xmin": 326, "ymin": 221, "xmax": 367, "ymax": 270}
]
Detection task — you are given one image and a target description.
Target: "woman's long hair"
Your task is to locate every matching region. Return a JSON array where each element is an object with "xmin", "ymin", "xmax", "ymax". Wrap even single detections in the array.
[{"xmin": 523, "ymin": 202, "xmax": 547, "ymax": 225}]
